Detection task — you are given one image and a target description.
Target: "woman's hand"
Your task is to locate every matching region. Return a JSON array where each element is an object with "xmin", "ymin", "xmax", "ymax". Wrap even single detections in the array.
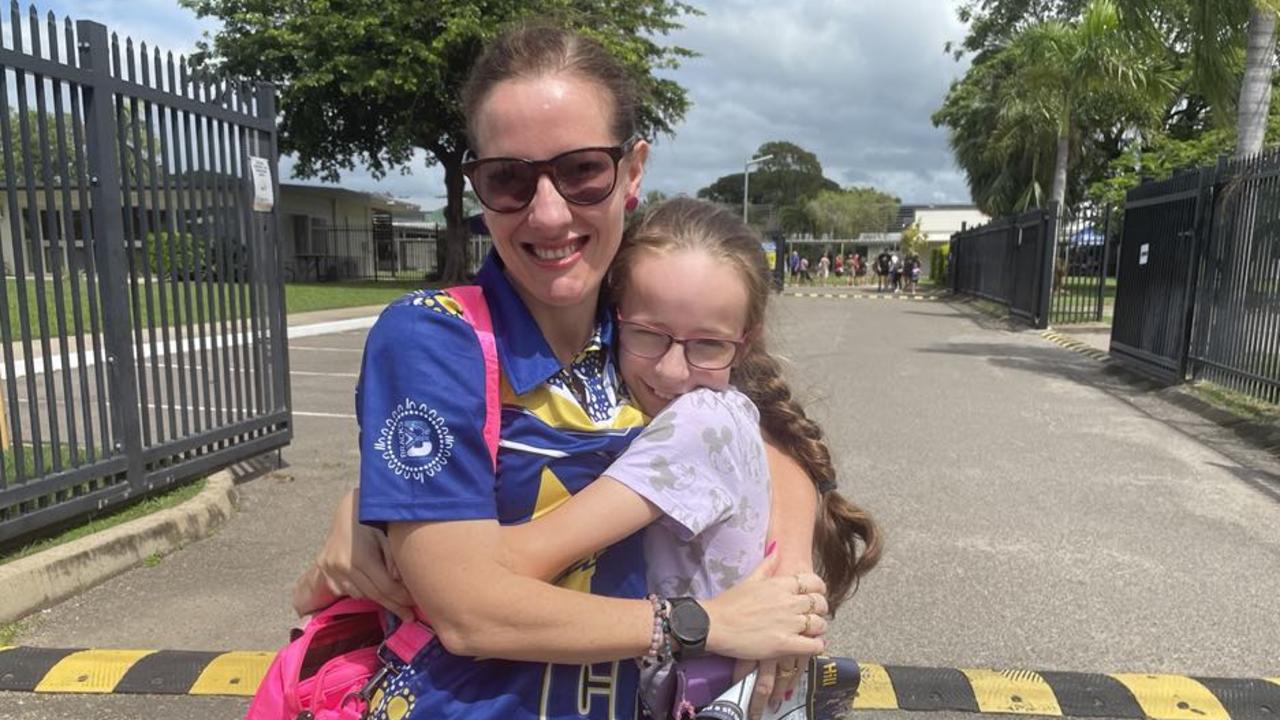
[
  {"xmin": 703, "ymin": 550, "xmax": 828, "ymax": 661},
  {"xmin": 291, "ymin": 489, "xmax": 415, "ymax": 621}
]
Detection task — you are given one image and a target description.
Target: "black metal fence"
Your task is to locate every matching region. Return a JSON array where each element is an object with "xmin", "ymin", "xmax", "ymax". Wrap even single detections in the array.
[
  {"xmin": 951, "ymin": 203, "xmax": 1118, "ymax": 328},
  {"xmin": 950, "ymin": 206, "xmax": 1058, "ymax": 328},
  {"xmin": 1052, "ymin": 204, "xmax": 1120, "ymax": 324},
  {"xmin": 284, "ymin": 229, "xmax": 492, "ymax": 282},
  {"xmin": 1113, "ymin": 154, "xmax": 1280, "ymax": 403},
  {"xmin": 0, "ymin": 4, "xmax": 291, "ymax": 544}
]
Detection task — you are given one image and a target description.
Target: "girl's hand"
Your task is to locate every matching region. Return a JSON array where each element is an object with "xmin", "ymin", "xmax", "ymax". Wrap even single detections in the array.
[
  {"xmin": 703, "ymin": 550, "xmax": 829, "ymax": 661},
  {"xmin": 292, "ymin": 489, "xmax": 415, "ymax": 621},
  {"xmin": 731, "ymin": 657, "xmax": 809, "ymax": 720}
]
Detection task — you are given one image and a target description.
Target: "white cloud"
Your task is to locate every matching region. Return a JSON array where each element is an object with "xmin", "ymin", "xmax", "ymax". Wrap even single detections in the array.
[{"xmin": 32, "ymin": 0, "xmax": 975, "ymax": 210}]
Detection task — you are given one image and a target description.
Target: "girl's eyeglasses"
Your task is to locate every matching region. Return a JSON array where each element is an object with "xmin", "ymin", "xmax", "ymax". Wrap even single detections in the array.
[
  {"xmin": 616, "ymin": 317, "xmax": 746, "ymax": 371},
  {"xmin": 461, "ymin": 135, "xmax": 642, "ymax": 213}
]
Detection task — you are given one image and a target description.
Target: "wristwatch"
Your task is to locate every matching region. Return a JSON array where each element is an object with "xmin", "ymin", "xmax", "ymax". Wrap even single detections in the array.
[{"xmin": 666, "ymin": 597, "xmax": 709, "ymax": 661}]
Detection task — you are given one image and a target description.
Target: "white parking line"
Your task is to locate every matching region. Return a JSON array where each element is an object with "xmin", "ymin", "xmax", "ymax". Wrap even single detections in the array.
[
  {"xmin": 290, "ymin": 370, "xmax": 360, "ymax": 378},
  {"xmin": 288, "ymin": 346, "xmax": 364, "ymax": 353},
  {"xmin": 13, "ymin": 396, "xmax": 356, "ymax": 420},
  {"xmin": 1, "ymin": 315, "xmax": 378, "ymax": 381}
]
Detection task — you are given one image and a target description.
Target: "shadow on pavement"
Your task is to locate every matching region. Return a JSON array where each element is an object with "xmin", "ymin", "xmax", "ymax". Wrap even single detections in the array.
[{"xmin": 917, "ymin": 339, "xmax": 1280, "ymax": 503}]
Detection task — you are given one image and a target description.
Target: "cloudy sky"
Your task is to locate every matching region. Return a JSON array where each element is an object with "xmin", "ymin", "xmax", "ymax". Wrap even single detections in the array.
[{"xmin": 32, "ymin": 0, "xmax": 973, "ymax": 211}]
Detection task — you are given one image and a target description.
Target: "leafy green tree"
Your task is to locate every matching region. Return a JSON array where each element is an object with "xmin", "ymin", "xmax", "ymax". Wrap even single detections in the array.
[
  {"xmin": 1, "ymin": 110, "xmax": 82, "ymax": 186},
  {"xmin": 937, "ymin": 0, "xmax": 1172, "ymax": 214},
  {"xmin": 804, "ymin": 187, "xmax": 899, "ymax": 238},
  {"xmin": 994, "ymin": 0, "xmax": 1171, "ymax": 207},
  {"xmin": 899, "ymin": 221, "xmax": 928, "ymax": 259},
  {"xmin": 181, "ymin": 0, "xmax": 701, "ymax": 281},
  {"xmin": 696, "ymin": 141, "xmax": 839, "ymax": 233}
]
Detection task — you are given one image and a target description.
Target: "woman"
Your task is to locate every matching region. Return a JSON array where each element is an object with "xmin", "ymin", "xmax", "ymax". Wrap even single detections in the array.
[{"xmin": 296, "ymin": 25, "xmax": 849, "ymax": 720}]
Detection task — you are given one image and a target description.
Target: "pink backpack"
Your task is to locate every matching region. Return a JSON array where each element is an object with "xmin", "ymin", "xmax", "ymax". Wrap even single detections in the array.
[{"xmin": 245, "ymin": 285, "xmax": 499, "ymax": 720}]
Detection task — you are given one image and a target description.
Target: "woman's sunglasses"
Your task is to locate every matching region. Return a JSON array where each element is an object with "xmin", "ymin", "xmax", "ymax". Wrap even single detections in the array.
[{"xmin": 461, "ymin": 135, "xmax": 641, "ymax": 213}]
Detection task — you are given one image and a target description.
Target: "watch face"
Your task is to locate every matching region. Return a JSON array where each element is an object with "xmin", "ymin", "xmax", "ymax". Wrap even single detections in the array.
[{"xmin": 670, "ymin": 600, "xmax": 710, "ymax": 643}]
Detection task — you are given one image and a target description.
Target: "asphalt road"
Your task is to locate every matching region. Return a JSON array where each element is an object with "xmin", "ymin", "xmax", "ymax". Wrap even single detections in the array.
[{"xmin": 3, "ymin": 292, "xmax": 1278, "ymax": 719}]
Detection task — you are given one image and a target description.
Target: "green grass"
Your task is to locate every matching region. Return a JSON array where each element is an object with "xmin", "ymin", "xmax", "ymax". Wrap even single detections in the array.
[
  {"xmin": 1, "ymin": 276, "xmax": 443, "ymax": 340},
  {"xmin": 284, "ymin": 280, "xmax": 436, "ymax": 315},
  {"xmin": 0, "ymin": 475, "xmax": 206, "ymax": 566},
  {"xmin": 1, "ymin": 443, "xmax": 78, "ymax": 479},
  {"xmin": 1051, "ymin": 276, "xmax": 1117, "ymax": 324},
  {"xmin": 3, "ymin": 275, "xmax": 232, "ymax": 339},
  {"xmin": 1191, "ymin": 380, "xmax": 1280, "ymax": 422},
  {"xmin": 0, "ymin": 617, "xmax": 30, "ymax": 645}
]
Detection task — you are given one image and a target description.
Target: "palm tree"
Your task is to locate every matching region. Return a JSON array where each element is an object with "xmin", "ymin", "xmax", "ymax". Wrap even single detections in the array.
[
  {"xmin": 1122, "ymin": 0, "xmax": 1280, "ymax": 156},
  {"xmin": 1236, "ymin": 4, "xmax": 1278, "ymax": 156},
  {"xmin": 996, "ymin": 0, "xmax": 1172, "ymax": 207}
]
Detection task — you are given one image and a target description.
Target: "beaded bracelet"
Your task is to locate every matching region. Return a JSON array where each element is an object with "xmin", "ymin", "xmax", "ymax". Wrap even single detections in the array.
[{"xmin": 642, "ymin": 594, "xmax": 672, "ymax": 665}]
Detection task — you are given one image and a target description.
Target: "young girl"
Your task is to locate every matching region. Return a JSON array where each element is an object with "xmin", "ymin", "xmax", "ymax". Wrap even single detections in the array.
[{"xmin": 498, "ymin": 198, "xmax": 881, "ymax": 718}]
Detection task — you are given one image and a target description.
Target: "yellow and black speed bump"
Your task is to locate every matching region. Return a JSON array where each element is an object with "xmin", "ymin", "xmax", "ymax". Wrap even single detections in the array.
[
  {"xmin": 850, "ymin": 665, "xmax": 1280, "ymax": 720},
  {"xmin": 2, "ymin": 646, "xmax": 1278, "ymax": 720},
  {"xmin": 0, "ymin": 646, "xmax": 274, "ymax": 695},
  {"xmin": 782, "ymin": 291, "xmax": 941, "ymax": 301},
  {"xmin": 1040, "ymin": 328, "xmax": 1111, "ymax": 363}
]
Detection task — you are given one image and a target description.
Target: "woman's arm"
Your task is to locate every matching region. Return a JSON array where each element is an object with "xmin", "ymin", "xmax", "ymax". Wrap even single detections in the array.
[
  {"xmin": 764, "ymin": 439, "xmax": 819, "ymax": 574},
  {"xmin": 390, "ymin": 518, "xmax": 828, "ymax": 663},
  {"xmin": 293, "ymin": 488, "xmax": 415, "ymax": 620},
  {"xmin": 745, "ymin": 439, "xmax": 822, "ymax": 717}
]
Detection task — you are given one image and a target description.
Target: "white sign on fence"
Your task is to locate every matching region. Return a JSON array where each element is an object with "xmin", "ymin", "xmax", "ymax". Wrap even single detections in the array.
[
  {"xmin": 250, "ymin": 156, "xmax": 274, "ymax": 212},
  {"xmin": 1139, "ymin": 243, "xmax": 1150, "ymax": 266}
]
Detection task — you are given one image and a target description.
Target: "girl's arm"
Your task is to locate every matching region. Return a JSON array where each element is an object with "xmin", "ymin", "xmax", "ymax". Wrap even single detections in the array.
[
  {"xmin": 500, "ymin": 478, "xmax": 662, "ymax": 582},
  {"xmin": 295, "ymin": 439, "xmax": 825, "ymax": 636},
  {"xmin": 502, "ymin": 389, "xmax": 785, "ymax": 584}
]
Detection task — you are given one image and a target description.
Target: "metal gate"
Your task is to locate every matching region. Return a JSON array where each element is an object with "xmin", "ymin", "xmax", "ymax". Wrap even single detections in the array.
[
  {"xmin": 951, "ymin": 206, "xmax": 1057, "ymax": 328},
  {"xmin": 1188, "ymin": 157, "xmax": 1280, "ymax": 403},
  {"xmin": 0, "ymin": 8, "xmax": 291, "ymax": 544},
  {"xmin": 1111, "ymin": 154, "xmax": 1280, "ymax": 403},
  {"xmin": 1108, "ymin": 170, "xmax": 1207, "ymax": 383}
]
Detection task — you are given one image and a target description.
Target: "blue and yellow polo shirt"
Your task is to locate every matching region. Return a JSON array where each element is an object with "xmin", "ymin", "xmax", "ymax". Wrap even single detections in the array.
[{"xmin": 356, "ymin": 253, "xmax": 649, "ymax": 720}]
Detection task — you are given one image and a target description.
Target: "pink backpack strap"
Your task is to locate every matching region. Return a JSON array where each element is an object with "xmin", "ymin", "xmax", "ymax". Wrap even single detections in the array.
[
  {"xmin": 444, "ymin": 285, "xmax": 500, "ymax": 471},
  {"xmin": 362, "ymin": 287, "xmax": 502, "ymax": 669}
]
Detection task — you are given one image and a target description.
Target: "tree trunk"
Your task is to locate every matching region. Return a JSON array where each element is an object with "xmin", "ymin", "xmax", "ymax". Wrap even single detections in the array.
[
  {"xmin": 440, "ymin": 151, "xmax": 470, "ymax": 283},
  {"xmin": 1236, "ymin": 5, "xmax": 1277, "ymax": 158},
  {"xmin": 1051, "ymin": 124, "xmax": 1070, "ymax": 208}
]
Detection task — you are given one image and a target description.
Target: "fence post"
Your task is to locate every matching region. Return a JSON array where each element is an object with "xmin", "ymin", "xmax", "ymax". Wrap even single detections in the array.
[
  {"xmin": 1037, "ymin": 203, "xmax": 1060, "ymax": 329},
  {"xmin": 77, "ymin": 20, "xmax": 145, "ymax": 491},
  {"xmin": 1096, "ymin": 205, "xmax": 1113, "ymax": 321},
  {"xmin": 952, "ymin": 234, "xmax": 962, "ymax": 293},
  {"xmin": 256, "ymin": 82, "xmax": 292, "ymax": 417},
  {"xmin": 1180, "ymin": 163, "xmax": 1220, "ymax": 381}
]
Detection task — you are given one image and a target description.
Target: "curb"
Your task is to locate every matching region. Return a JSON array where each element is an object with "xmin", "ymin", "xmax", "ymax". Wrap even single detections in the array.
[
  {"xmin": 0, "ymin": 472, "xmax": 240, "ymax": 625},
  {"xmin": 0, "ymin": 649, "xmax": 1277, "ymax": 720}
]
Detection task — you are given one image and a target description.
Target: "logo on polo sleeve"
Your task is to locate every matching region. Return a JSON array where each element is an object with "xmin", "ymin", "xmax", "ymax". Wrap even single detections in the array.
[{"xmin": 374, "ymin": 398, "xmax": 454, "ymax": 482}]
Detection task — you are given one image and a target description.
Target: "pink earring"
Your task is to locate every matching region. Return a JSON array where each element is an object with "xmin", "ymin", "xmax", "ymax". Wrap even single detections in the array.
[{"xmin": 625, "ymin": 195, "xmax": 639, "ymax": 212}]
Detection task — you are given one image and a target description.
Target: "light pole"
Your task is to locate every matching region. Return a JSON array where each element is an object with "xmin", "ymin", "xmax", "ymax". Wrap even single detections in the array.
[{"xmin": 742, "ymin": 153, "xmax": 773, "ymax": 224}]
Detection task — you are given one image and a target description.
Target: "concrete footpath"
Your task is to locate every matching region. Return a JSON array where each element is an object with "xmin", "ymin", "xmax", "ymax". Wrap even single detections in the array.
[{"xmin": 2, "ymin": 295, "xmax": 1279, "ymax": 720}]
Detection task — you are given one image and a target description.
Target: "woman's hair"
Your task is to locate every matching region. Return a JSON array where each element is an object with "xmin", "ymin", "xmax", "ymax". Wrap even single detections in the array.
[
  {"xmin": 461, "ymin": 24, "xmax": 639, "ymax": 151},
  {"xmin": 611, "ymin": 198, "xmax": 882, "ymax": 614}
]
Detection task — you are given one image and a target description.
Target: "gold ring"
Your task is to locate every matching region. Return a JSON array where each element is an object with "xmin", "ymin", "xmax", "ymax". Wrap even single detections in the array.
[
  {"xmin": 778, "ymin": 667, "xmax": 798, "ymax": 678},
  {"xmin": 803, "ymin": 613, "xmax": 812, "ymax": 635},
  {"xmin": 807, "ymin": 593, "xmax": 816, "ymax": 614}
]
